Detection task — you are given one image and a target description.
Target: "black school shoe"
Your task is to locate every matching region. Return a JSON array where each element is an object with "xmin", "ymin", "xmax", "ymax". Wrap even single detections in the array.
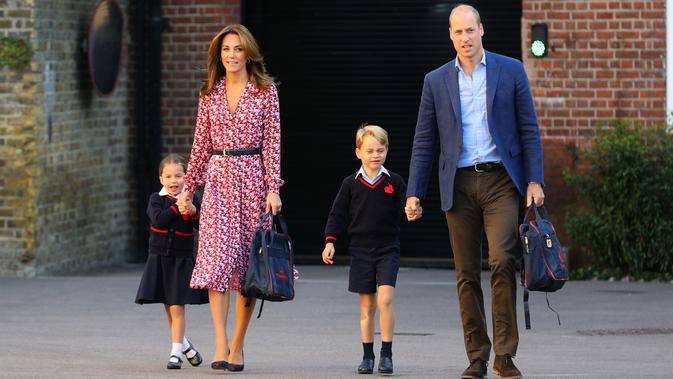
[
  {"xmin": 167, "ymin": 355, "xmax": 182, "ymax": 369},
  {"xmin": 378, "ymin": 356, "xmax": 393, "ymax": 375},
  {"xmin": 357, "ymin": 358, "xmax": 375, "ymax": 374},
  {"xmin": 182, "ymin": 339, "xmax": 203, "ymax": 367}
]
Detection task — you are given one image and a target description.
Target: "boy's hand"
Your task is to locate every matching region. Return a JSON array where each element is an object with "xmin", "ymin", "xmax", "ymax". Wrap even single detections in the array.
[
  {"xmin": 321, "ymin": 243, "xmax": 335, "ymax": 264},
  {"xmin": 405, "ymin": 196, "xmax": 423, "ymax": 221}
]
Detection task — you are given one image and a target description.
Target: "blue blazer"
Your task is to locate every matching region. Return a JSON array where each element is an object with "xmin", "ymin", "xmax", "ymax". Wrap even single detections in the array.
[{"xmin": 407, "ymin": 50, "xmax": 544, "ymax": 211}]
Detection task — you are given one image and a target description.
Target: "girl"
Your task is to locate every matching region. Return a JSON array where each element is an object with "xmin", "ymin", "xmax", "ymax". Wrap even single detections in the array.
[{"xmin": 135, "ymin": 154, "xmax": 209, "ymax": 369}]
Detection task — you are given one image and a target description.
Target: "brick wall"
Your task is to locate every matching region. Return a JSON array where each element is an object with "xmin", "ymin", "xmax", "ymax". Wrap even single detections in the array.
[
  {"xmin": 160, "ymin": 0, "xmax": 240, "ymax": 155},
  {"xmin": 0, "ymin": 0, "xmax": 37, "ymax": 276},
  {"xmin": 521, "ymin": 0, "xmax": 666, "ymax": 265},
  {"xmin": 31, "ymin": 0, "xmax": 135, "ymax": 275},
  {"xmin": 523, "ymin": 0, "xmax": 666, "ymax": 140},
  {"xmin": 0, "ymin": 0, "xmax": 136, "ymax": 276}
]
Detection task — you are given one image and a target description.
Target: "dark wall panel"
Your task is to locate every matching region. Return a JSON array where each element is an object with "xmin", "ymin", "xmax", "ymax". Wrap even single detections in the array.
[{"xmin": 244, "ymin": 1, "xmax": 521, "ymax": 261}]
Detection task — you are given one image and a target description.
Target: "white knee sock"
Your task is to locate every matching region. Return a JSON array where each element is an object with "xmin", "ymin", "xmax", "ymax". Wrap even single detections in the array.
[
  {"xmin": 182, "ymin": 337, "xmax": 196, "ymax": 358},
  {"xmin": 170, "ymin": 342, "xmax": 182, "ymax": 361}
]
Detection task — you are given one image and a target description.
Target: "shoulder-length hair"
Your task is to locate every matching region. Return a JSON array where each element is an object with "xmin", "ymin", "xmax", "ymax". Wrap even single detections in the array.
[{"xmin": 200, "ymin": 24, "xmax": 275, "ymax": 97}]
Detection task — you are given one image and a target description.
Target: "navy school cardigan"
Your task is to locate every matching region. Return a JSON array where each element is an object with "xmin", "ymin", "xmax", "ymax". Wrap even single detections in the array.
[{"xmin": 147, "ymin": 192, "xmax": 201, "ymax": 257}]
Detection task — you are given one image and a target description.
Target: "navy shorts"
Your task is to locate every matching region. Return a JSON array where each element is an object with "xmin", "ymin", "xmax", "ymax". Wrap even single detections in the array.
[{"xmin": 348, "ymin": 244, "xmax": 400, "ymax": 293}]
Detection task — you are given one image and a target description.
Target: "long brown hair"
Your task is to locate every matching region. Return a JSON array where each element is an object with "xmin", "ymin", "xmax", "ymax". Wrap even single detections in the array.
[{"xmin": 200, "ymin": 24, "xmax": 275, "ymax": 97}]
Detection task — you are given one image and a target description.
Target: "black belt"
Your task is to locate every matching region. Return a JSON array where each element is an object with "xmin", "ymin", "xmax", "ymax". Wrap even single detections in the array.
[
  {"xmin": 458, "ymin": 162, "xmax": 504, "ymax": 172},
  {"xmin": 212, "ymin": 148, "xmax": 261, "ymax": 156}
]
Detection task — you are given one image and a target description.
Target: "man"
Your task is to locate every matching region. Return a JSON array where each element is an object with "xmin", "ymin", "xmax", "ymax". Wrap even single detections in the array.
[{"xmin": 405, "ymin": 4, "xmax": 545, "ymax": 379}]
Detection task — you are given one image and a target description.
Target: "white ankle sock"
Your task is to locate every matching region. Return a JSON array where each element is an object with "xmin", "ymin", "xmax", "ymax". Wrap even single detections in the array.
[
  {"xmin": 170, "ymin": 343, "xmax": 182, "ymax": 360},
  {"xmin": 182, "ymin": 337, "xmax": 196, "ymax": 358}
]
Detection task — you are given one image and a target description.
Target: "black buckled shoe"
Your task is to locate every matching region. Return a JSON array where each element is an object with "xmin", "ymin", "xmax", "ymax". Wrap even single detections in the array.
[
  {"xmin": 378, "ymin": 356, "xmax": 393, "ymax": 375},
  {"xmin": 167, "ymin": 355, "xmax": 182, "ymax": 369},
  {"xmin": 461, "ymin": 358, "xmax": 487, "ymax": 379},
  {"xmin": 182, "ymin": 338, "xmax": 203, "ymax": 367},
  {"xmin": 493, "ymin": 355, "xmax": 522, "ymax": 379},
  {"xmin": 357, "ymin": 358, "xmax": 375, "ymax": 374}
]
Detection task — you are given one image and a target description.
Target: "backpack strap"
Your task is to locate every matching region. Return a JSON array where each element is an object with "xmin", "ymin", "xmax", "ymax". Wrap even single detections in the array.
[
  {"xmin": 256, "ymin": 299, "xmax": 265, "ymax": 319},
  {"xmin": 245, "ymin": 297, "xmax": 266, "ymax": 319},
  {"xmin": 523, "ymin": 286, "xmax": 531, "ymax": 330}
]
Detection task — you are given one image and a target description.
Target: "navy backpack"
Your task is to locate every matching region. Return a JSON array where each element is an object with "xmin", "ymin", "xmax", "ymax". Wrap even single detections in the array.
[
  {"xmin": 519, "ymin": 203, "xmax": 569, "ymax": 329},
  {"xmin": 242, "ymin": 212, "xmax": 295, "ymax": 318}
]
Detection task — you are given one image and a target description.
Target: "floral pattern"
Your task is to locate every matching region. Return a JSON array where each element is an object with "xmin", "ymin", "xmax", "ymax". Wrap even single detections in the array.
[{"xmin": 184, "ymin": 78, "xmax": 283, "ymax": 292}]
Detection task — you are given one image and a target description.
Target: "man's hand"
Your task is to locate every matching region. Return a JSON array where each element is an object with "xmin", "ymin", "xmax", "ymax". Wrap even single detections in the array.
[
  {"xmin": 405, "ymin": 196, "xmax": 423, "ymax": 221},
  {"xmin": 526, "ymin": 182, "xmax": 545, "ymax": 207},
  {"xmin": 321, "ymin": 243, "xmax": 335, "ymax": 264}
]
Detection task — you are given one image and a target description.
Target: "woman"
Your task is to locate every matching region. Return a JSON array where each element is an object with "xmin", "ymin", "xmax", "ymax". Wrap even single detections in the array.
[{"xmin": 178, "ymin": 24, "xmax": 283, "ymax": 372}]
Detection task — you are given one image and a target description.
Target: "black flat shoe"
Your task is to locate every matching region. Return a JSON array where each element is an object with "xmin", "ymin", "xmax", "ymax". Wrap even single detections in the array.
[
  {"xmin": 357, "ymin": 358, "xmax": 375, "ymax": 374},
  {"xmin": 167, "ymin": 355, "xmax": 182, "ymax": 369},
  {"xmin": 211, "ymin": 360, "xmax": 228, "ymax": 370},
  {"xmin": 378, "ymin": 356, "xmax": 393, "ymax": 375},
  {"xmin": 182, "ymin": 338, "xmax": 203, "ymax": 367},
  {"xmin": 227, "ymin": 351, "xmax": 244, "ymax": 372}
]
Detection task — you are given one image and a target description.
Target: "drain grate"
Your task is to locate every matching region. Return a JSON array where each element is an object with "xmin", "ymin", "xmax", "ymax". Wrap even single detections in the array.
[
  {"xmin": 375, "ymin": 332, "xmax": 433, "ymax": 336},
  {"xmin": 577, "ymin": 327, "xmax": 673, "ymax": 336},
  {"xmin": 594, "ymin": 289, "xmax": 647, "ymax": 295}
]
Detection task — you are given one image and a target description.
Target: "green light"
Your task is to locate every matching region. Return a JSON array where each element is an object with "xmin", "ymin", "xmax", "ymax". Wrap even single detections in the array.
[{"xmin": 531, "ymin": 40, "xmax": 546, "ymax": 57}]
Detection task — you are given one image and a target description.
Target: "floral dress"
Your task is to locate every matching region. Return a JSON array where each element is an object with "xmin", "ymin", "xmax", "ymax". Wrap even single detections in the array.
[{"xmin": 184, "ymin": 78, "xmax": 283, "ymax": 293}]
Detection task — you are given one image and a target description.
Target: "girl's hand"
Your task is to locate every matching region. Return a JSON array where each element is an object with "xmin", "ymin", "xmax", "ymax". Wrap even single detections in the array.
[
  {"xmin": 321, "ymin": 243, "xmax": 335, "ymax": 265},
  {"xmin": 265, "ymin": 192, "xmax": 282, "ymax": 215}
]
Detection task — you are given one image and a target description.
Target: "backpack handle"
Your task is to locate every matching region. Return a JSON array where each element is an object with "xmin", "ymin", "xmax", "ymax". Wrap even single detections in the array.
[
  {"xmin": 257, "ymin": 212, "xmax": 290, "ymax": 245},
  {"xmin": 522, "ymin": 203, "xmax": 550, "ymax": 224}
]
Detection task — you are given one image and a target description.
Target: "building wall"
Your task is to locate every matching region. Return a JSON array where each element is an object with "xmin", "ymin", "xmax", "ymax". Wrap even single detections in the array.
[
  {"xmin": 31, "ymin": 0, "xmax": 135, "ymax": 275},
  {"xmin": 523, "ymin": 0, "xmax": 665, "ymax": 138},
  {"xmin": 0, "ymin": 0, "xmax": 37, "ymax": 276},
  {"xmin": 160, "ymin": 0, "xmax": 240, "ymax": 154},
  {"xmin": 522, "ymin": 0, "xmax": 666, "ymax": 259},
  {"xmin": 0, "ymin": 0, "xmax": 136, "ymax": 276}
]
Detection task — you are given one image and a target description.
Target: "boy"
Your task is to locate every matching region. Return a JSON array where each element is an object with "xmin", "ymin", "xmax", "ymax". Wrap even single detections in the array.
[{"xmin": 321, "ymin": 124, "xmax": 408, "ymax": 375}]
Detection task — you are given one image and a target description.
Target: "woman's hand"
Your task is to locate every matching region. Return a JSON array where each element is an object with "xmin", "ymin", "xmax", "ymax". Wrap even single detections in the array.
[
  {"xmin": 265, "ymin": 192, "xmax": 282, "ymax": 215},
  {"xmin": 178, "ymin": 191, "xmax": 193, "ymax": 205},
  {"xmin": 321, "ymin": 243, "xmax": 335, "ymax": 264}
]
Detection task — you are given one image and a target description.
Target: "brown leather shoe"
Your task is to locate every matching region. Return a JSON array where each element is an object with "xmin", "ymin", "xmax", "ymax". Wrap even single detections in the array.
[
  {"xmin": 493, "ymin": 355, "xmax": 522, "ymax": 378},
  {"xmin": 461, "ymin": 358, "xmax": 487, "ymax": 379}
]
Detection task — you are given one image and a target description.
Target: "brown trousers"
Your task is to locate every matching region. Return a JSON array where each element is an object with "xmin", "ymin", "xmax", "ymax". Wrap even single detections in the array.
[{"xmin": 445, "ymin": 166, "xmax": 520, "ymax": 362}]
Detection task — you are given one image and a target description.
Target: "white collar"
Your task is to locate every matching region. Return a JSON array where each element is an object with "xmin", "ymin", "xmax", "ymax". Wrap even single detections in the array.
[
  {"xmin": 355, "ymin": 165, "xmax": 389, "ymax": 181},
  {"xmin": 159, "ymin": 187, "xmax": 180, "ymax": 198}
]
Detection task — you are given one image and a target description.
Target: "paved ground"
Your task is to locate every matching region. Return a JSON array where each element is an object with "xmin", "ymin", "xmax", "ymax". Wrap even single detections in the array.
[{"xmin": 1, "ymin": 265, "xmax": 672, "ymax": 379}]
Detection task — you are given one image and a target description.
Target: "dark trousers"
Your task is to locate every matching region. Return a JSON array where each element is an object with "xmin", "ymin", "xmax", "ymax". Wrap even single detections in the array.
[{"xmin": 445, "ymin": 166, "xmax": 520, "ymax": 362}]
